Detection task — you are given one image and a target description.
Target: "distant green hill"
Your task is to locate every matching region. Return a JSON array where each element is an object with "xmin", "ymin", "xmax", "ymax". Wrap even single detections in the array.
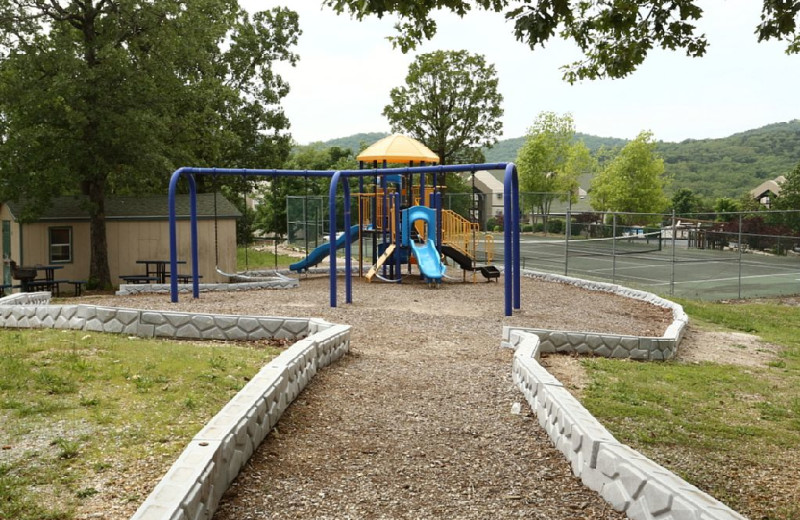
[
  {"xmin": 483, "ymin": 133, "xmax": 627, "ymax": 162},
  {"xmin": 322, "ymin": 120, "xmax": 800, "ymax": 200},
  {"xmin": 657, "ymin": 120, "xmax": 800, "ymax": 198},
  {"xmin": 318, "ymin": 132, "xmax": 389, "ymax": 154}
]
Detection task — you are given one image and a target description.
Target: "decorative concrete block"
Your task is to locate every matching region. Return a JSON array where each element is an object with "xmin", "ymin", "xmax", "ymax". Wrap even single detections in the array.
[
  {"xmin": 141, "ymin": 312, "xmax": 167, "ymax": 325},
  {"xmin": 165, "ymin": 313, "xmax": 191, "ymax": 328}
]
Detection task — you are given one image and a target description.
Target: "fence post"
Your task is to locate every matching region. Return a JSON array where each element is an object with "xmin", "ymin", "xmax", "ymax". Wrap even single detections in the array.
[
  {"xmin": 670, "ymin": 210, "xmax": 676, "ymax": 296},
  {"xmin": 738, "ymin": 213, "xmax": 743, "ymax": 299},
  {"xmin": 564, "ymin": 195, "xmax": 571, "ymax": 276},
  {"xmin": 612, "ymin": 213, "xmax": 617, "ymax": 284}
]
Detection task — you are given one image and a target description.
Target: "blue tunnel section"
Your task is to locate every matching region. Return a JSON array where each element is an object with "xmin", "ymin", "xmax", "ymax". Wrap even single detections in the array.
[{"xmin": 401, "ymin": 206, "xmax": 446, "ymax": 283}]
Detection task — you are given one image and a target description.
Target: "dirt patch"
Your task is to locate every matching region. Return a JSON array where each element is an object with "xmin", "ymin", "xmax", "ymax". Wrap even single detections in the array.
[{"xmin": 676, "ymin": 327, "xmax": 782, "ymax": 367}]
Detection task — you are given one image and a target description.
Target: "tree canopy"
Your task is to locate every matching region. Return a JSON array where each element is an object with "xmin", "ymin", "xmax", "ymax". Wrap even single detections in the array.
[
  {"xmin": 516, "ymin": 112, "xmax": 594, "ymax": 224},
  {"xmin": 383, "ymin": 50, "xmax": 503, "ymax": 166},
  {"xmin": 590, "ymin": 131, "xmax": 669, "ymax": 222},
  {"xmin": 323, "ymin": 0, "xmax": 800, "ymax": 82},
  {"xmin": 0, "ymin": 0, "xmax": 299, "ymax": 287},
  {"xmin": 771, "ymin": 161, "xmax": 800, "ymax": 232}
]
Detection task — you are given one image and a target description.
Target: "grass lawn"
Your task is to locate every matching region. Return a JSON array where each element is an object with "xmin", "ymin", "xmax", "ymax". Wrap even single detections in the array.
[
  {"xmin": 579, "ymin": 299, "xmax": 800, "ymax": 520},
  {"xmin": 237, "ymin": 246, "xmax": 298, "ymax": 271},
  {"xmin": 0, "ymin": 329, "xmax": 281, "ymax": 520}
]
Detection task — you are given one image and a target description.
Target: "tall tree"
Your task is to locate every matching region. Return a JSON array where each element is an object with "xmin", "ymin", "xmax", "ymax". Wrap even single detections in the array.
[
  {"xmin": 0, "ymin": 1, "xmax": 299, "ymax": 288},
  {"xmin": 255, "ymin": 145, "xmax": 357, "ymax": 239},
  {"xmin": 772, "ymin": 161, "xmax": 800, "ymax": 232},
  {"xmin": 383, "ymin": 50, "xmax": 503, "ymax": 166},
  {"xmin": 323, "ymin": 1, "xmax": 800, "ymax": 82},
  {"xmin": 590, "ymin": 131, "xmax": 669, "ymax": 223},
  {"xmin": 516, "ymin": 112, "xmax": 595, "ymax": 228},
  {"xmin": 671, "ymin": 187, "xmax": 702, "ymax": 216}
]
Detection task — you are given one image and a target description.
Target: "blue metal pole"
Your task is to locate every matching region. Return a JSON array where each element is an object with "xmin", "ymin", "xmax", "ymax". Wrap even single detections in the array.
[
  {"xmin": 394, "ymin": 192, "xmax": 402, "ymax": 282},
  {"xmin": 510, "ymin": 164, "xmax": 521, "ymax": 309},
  {"xmin": 328, "ymin": 171, "xmax": 342, "ymax": 307},
  {"xmin": 503, "ymin": 164, "xmax": 514, "ymax": 316},
  {"xmin": 188, "ymin": 175, "xmax": 199, "ymax": 299},
  {"xmin": 344, "ymin": 179, "xmax": 352, "ymax": 304},
  {"xmin": 168, "ymin": 169, "xmax": 183, "ymax": 303}
]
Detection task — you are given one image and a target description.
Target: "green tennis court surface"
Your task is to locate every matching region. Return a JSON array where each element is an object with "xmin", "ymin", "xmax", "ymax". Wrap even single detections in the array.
[{"xmin": 496, "ymin": 236, "xmax": 800, "ymax": 300}]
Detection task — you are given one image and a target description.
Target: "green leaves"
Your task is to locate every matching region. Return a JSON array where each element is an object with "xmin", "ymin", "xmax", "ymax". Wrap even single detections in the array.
[
  {"xmin": 383, "ymin": 49, "xmax": 503, "ymax": 165},
  {"xmin": 0, "ymin": 0, "xmax": 299, "ymax": 285},
  {"xmin": 590, "ymin": 130, "xmax": 669, "ymax": 221},
  {"xmin": 515, "ymin": 111, "xmax": 594, "ymax": 217},
  {"xmin": 323, "ymin": 1, "xmax": 800, "ymax": 81}
]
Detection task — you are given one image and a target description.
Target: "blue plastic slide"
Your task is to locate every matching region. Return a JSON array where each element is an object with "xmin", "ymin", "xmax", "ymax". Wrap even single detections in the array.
[
  {"xmin": 410, "ymin": 238, "xmax": 446, "ymax": 282},
  {"xmin": 289, "ymin": 225, "xmax": 360, "ymax": 272}
]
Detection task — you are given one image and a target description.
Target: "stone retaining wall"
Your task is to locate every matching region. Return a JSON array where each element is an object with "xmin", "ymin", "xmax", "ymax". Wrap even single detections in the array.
[
  {"xmin": 131, "ymin": 323, "xmax": 350, "ymax": 520},
  {"xmin": 0, "ymin": 292, "xmax": 351, "ymax": 519},
  {"xmin": 510, "ymin": 329, "xmax": 746, "ymax": 520},
  {"xmin": 116, "ymin": 278, "xmax": 298, "ymax": 296},
  {"xmin": 501, "ymin": 270, "xmax": 689, "ymax": 361}
]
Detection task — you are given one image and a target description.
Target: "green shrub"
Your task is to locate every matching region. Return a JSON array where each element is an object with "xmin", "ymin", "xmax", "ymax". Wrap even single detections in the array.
[
  {"xmin": 547, "ymin": 219, "xmax": 563, "ymax": 234},
  {"xmin": 521, "ymin": 224, "xmax": 533, "ymax": 233}
]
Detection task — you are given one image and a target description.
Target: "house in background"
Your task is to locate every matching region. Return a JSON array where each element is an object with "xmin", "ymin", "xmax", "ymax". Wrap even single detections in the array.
[
  {"xmin": 465, "ymin": 170, "xmax": 594, "ymax": 228},
  {"xmin": 1, "ymin": 193, "xmax": 240, "ymax": 289},
  {"xmin": 750, "ymin": 176, "xmax": 786, "ymax": 207}
]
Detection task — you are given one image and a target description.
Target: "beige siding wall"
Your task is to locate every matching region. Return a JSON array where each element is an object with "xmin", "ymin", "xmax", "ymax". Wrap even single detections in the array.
[
  {"xmin": 11, "ymin": 217, "xmax": 235, "ymax": 286},
  {"xmin": 106, "ymin": 219, "xmax": 235, "ymax": 284},
  {"xmin": 17, "ymin": 221, "xmax": 89, "ymax": 282}
]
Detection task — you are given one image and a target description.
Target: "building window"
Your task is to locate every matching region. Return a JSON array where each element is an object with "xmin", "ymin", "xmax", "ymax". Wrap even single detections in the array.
[{"xmin": 49, "ymin": 227, "xmax": 72, "ymax": 263}]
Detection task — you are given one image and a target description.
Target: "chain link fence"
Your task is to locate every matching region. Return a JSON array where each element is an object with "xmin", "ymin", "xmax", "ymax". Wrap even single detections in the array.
[{"xmin": 495, "ymin": 203, "xmax": 800, "ymax": 300}]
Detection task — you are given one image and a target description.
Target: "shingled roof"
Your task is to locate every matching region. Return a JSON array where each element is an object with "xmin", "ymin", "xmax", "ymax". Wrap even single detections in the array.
[{"xmin": 4, "ymin": 193, "xmax": 241, "ymax": 222}]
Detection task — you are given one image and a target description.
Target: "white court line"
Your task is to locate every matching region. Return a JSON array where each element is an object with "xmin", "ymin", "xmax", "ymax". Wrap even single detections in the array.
[{"xmin": 646, "ymin": 271, "xmax": 800, "ymax": 287}]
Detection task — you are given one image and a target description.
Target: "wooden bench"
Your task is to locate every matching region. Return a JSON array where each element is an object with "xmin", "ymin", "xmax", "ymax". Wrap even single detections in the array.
[
  {"xmin": 66, "ymin": 280, "xmax": 86, "ymax": 297},
  {"xmin": 119, "ymin": 275, "xmax": 159, "ymax": 284},
  {"xmin": 28, "ymin": 278, "xmax": 70, "ymax": 296}
]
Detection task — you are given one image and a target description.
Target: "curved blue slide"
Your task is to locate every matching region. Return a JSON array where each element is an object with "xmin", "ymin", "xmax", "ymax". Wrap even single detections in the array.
[
  {"xmin": 411, "ymin": 238, "xmax": 446, "ymax": 283},
  {"xmin": 290, "ymin": 225, "xmax": 360, "ymax": 272}
]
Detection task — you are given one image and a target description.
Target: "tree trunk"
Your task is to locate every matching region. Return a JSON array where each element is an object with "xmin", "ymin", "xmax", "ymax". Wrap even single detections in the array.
[{"xmin": 87, "ymin": 179, "xmax": 112, "ymax": 289}]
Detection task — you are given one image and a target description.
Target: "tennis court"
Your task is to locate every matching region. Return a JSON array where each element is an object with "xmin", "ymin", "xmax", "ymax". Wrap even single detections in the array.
[{"xmin": 496, "ymin": 233, "xmax": 800, "ymax": 300}]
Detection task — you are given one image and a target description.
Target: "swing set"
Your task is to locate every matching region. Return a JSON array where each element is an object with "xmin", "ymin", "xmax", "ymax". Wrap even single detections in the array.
[{"xmin": 167, "ymin": 140, "xmax": 522, "ymax": 316}]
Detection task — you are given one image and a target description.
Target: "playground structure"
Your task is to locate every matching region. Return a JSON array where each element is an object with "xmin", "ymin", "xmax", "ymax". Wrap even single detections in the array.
[
  {"xmin": 287, "ymin": 135, "xmax": 500, "ymax": 284},
  {"xmin": 167, "ymin": 135, "xmax": 522, "ymax": 316}
]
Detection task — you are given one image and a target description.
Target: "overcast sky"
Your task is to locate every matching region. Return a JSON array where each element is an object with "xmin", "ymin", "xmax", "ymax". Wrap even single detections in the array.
[{"xmin": 245, "ymin": 1, "xmax": 800, "ymax": 145}]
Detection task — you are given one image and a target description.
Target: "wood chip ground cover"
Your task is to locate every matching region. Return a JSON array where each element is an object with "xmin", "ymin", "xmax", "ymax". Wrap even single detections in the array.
[{"xmin": 8, "ymin": 272, "xmax": 786, "ymax": 519}]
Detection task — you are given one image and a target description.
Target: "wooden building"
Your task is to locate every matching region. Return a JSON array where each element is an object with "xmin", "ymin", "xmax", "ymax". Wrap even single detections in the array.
[{"xmin": 1, "ymin": 193, "xmax": 239, "ymax": 288}]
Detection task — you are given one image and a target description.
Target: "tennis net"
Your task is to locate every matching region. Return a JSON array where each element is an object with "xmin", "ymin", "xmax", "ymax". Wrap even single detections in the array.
[{"xmin": 526, "ymin": 231, "xmax": 663, "ymax": 259}]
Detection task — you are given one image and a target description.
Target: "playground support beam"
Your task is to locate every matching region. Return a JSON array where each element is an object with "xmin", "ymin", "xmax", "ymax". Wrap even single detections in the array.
[
  {"xmin": 328, "ymin": 170, "xmax": 352, "ymax": 307},
  {"xmin": 503, "ymin": 163, "xmax": 520, "ymax": 316}
]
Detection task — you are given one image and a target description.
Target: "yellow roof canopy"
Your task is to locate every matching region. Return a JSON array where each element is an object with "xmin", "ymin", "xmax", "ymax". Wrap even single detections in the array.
[{"xmin": 356, "ymin": 134, "xmax": 439, "ymax": 164}]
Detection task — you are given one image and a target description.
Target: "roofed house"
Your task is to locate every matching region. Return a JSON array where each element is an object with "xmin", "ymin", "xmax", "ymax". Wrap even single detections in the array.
[
  {"xmin": 750, "ymin": 176, "xmax": 786, "ymax": 207},
  {"xmin": 1, "ymin": 193, "xmax": 240, "ymax": 289}
]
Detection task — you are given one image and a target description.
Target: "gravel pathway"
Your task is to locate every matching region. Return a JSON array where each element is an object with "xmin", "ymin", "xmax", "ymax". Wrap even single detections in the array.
[{"xmin": 92, "ymin": 272, "xmax": 671, "ymax": 519}]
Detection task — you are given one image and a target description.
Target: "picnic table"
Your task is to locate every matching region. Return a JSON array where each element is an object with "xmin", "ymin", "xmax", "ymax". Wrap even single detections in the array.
[{"xmin": 121, "ymin": 260, "xmax": 187, "ymax": 284}]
